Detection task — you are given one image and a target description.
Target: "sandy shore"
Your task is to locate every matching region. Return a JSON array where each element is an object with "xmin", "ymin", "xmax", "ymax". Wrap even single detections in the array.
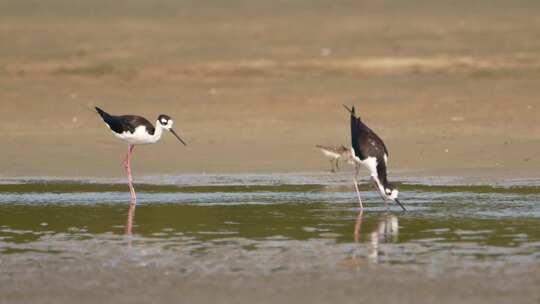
[
  {"xmin": 1, "ymin": 259, "xmax": 538, "ymax": 304},
  {"xmin": 1, "ymin": 0, "xmax": 540, "ymax": 179}
]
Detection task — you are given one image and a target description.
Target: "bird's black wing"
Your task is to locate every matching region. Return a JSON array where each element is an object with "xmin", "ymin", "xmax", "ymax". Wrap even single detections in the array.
[
  {"xmin": 119, "ymin": 115, "xmax": 155, "ymax": 135},
  {"xmin": 348, "ymin": 105, "xmax": 391, "ymax": 187},
  {"xmin": 95, "ymin": 107, "xmax": 155, "ymax": 135},
  {"xmin": 350, "ymin": 106, "xmax": 362, "ymax": 158},
  {"xmin": 349, "ymin": 107, "xmax": 388, "ymax": 159}
]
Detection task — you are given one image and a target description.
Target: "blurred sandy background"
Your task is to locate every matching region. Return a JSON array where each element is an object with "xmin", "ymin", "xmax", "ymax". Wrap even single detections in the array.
[{"xmin": 1, "ymin": 0, "xmax": 540, "ymax": 178}]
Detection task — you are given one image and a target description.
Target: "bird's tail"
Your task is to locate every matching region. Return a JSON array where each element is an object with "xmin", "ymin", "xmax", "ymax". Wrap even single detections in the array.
[
  {"xmin": 94, "ymin": 106, "xmax": 110, "ymax": 120},
  {"xmin": 343, "ymin": 104, "xmax": 356, "ymax": 117},
  {"xmin": 347, "ymin": 105, "xmax": 361, "ymax": 155}
]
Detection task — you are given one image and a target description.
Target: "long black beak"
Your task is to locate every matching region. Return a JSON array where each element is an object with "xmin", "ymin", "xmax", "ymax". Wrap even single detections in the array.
[
  {"xmin": 170, "ymin": 128, "xmax": 187, "ymax": 146},
  {"xmin": 394, "ymin": 198, "xmax": 407, "ymax": 212}
]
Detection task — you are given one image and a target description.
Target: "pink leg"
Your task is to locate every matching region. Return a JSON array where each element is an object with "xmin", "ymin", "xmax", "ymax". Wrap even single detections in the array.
[
  {"xmin": 354, "ymin": 209, "xmax": 364, "ymax": 242},
  {"xmin": 353, "ymin": 166, "xmax": 364, "ymax": 210},
  {"xmin": 124, "ymin": 145, "xmax": 136, "ymax": 203},
  {"xmin": 125, "ymin": 202, "xmax": 136, "ymax": 236}
]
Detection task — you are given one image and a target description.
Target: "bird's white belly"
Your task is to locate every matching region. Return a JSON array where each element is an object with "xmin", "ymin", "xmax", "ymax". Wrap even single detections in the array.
[
  {"xmin": 350, "ymin": 148, "xmax": 388, "ymax": 178},
  {"xmin": 357, "ymin": 156, "xmax": 379, "ymax": 177},
  {"xmin": 112, "ymin": 126, "xmax": 157, "ymax": 145}
]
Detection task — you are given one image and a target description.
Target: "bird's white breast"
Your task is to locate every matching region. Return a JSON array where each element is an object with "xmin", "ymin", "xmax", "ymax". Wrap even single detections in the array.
[
  {"xmin": 350, "ymin": 148, "xmax": 389, "ymax": 178},
  {"xmin": 111, "ymin": 125, "xmax": 159, "ymax": 145},
  {"xmin": 359, "ymin": 156, "xmax": 379, "ymax": 177}
]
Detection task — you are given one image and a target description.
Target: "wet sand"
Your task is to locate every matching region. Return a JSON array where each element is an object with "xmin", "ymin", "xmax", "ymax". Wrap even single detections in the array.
[
  {"xmin": 1, "ymin": 0, "xmax": 540, "ymax": 179},
  {"xmin": 2, "ymin": 261, "xmax": 538, "ymax": 304}
]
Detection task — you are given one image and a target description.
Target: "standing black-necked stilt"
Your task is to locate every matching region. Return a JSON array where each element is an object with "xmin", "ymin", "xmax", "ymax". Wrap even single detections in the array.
[
  {"xmin": 315, "ymin": 144, "xmax": 351, "ymax": 172},
  {"xmin": 95, "ymin": 107, "xmax": 186, "ymax": 203},
  {"xmin": 344, "ymin": 105, "xmax": 406, "ymax": 211}
]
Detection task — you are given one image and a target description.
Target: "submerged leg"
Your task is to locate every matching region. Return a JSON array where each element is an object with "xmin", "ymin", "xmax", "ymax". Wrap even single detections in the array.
[
  {"xmin": 353, "ymin": 166, "xmax": 364, "ymax": 210},
  {"xmin": 125, "ymin": 202, "xmax": 136, "ymax": 236},
  {"xmin": 354, "ymin": 209, "xmax": 364, "ymax": 242},
  {"xmin": 124, "ymin": 144, "xmax": 136, "ymax": 203}
]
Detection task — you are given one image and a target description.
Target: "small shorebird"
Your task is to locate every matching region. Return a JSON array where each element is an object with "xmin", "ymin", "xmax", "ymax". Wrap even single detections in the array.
[
  {"xmin": 95, "ymin": 107, "xmax": 186, "ymax": 203},
  {"xmin": 315, "ymin": 145, "xmax": 351, "ymax": 172},
  {"xmin": 344, "ymin": 105, "xmax": 406, "ymax": 211}
]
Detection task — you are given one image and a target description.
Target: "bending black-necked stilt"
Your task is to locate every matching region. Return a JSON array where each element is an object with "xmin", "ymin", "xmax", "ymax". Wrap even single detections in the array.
[
  {"xmin": 344, "ymin": 105, "xmax": 406, "ymax": 211},
  {"xmin": 315, "ymin": 144, "xmax": 352, "ymax": 172},
  {"xmin": 95, "ymin": 107, "xmax": 186, "ymax": 203}
]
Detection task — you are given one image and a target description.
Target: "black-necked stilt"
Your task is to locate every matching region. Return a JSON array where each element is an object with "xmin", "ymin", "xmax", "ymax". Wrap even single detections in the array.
[
  {"xmin": 344, "ymin": 105, "xmax": 406, "ymax": 211},
  {"xmin": 95, "ymin": 106, "xmax": 186, "ymax": 203},
  {"xmin": 315, "ymin": 144, "xmax": 352, "ymax": 172}
]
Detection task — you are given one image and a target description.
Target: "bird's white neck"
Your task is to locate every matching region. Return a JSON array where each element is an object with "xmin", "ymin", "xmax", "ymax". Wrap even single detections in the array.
[{"xmin": 148, "ymin": 122, "xmax": 165, "ymax": 143}]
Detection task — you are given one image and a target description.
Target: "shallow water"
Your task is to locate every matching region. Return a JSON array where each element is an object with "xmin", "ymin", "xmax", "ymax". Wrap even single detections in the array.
[{"xmin": 1, "ymin": 173, "xmax": 539, "ymax": 276}]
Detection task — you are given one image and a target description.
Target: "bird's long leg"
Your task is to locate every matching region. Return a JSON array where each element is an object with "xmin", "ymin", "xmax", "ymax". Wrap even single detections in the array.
[
  {"xmin": 124, "ymin": 144, "xmax": 136, "ymax": 203},
  {"xmin": 335, "ymin": 159, "xmax": 341, "ymax": 172},
  {"xmin": 370, "ymin": 176, "xmax": 387, "ymax": 209},
  {"xmin": 329, "ymin": 159, "xmax": 336, "ymax": 173},
  {"xmin": 125, "ymin": 202, "xmax": 136, "ymax": 236},
  {"xmin": 354, "ymin": 209, "xmax": 364, "ymax": 242},
  {"xmin": 353, "ymin": 166, "xmax": 364, "ymax": 210}
]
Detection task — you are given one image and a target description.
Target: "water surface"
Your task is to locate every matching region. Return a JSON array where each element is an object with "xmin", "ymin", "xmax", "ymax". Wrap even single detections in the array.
[{"xmin": 1, "ymin": 174, "xmax": 539, "ymax": 276}]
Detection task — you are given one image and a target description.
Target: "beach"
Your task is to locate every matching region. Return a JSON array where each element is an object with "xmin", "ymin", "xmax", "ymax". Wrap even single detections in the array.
[
  {"xmin": 1, "ymin": 0, "xmax": 539, "ymax": 179},
  {"xmin": 1, "ymin": 1, "xmax": 540, "ymax": 303}
]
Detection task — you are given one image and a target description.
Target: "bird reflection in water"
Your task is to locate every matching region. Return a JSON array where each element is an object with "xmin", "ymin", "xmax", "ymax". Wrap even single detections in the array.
[
  {"xmin": 351, "ymin": 212, "xmax": 399, "ymax": 267},
  {"xmin": 125, "ymin": 202, "xmax": 136, "ymax": 236}
]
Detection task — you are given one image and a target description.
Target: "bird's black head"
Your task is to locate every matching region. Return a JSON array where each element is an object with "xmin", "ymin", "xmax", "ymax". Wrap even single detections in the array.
[
  {"xmin": 384, "ymin": 183, "xmax": 399, "ymax": 200},
  {"xmin": 385, "ymin": 183, "xmax": 407, "ymax": 211},
  {"xmin": 157, "ymin": 114, "xmax": 172, "ymax": 127},
  {"xmin": 157, "ymin": 114, "xmax": 187, "ymax": 146}
]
